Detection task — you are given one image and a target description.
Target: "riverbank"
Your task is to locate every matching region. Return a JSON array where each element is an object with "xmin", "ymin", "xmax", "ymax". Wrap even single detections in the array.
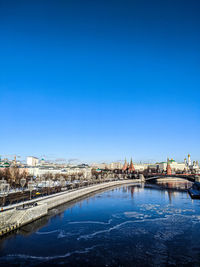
[
  {"xmin": 0, "ymin": 179, "xmax": 139, "ymax": 237},
  {"xmin": 1, "ymin": 180, "xmax": 198, "ymax": 267}
]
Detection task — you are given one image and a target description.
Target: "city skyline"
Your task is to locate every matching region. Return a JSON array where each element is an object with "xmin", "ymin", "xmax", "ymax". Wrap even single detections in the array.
[
  {"xmin": 0, "ymin": 153, "xmax": 198, "ymax": 166},
  {"xmin": 1, "ymin": 0, "xmax": 200, "ymax": 161}
]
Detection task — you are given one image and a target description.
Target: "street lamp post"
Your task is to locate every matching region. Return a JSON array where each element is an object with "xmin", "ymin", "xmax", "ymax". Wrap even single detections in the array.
[
  {"xmin": 75, "ymin": 175, "xmax": 79, "ymax": 188},
  {"xmin": 0, "ymin": 178, "xmax": 10, "ymax": 207},
  {"xmin": 45, "ymin": 178, "xmax": 47, "ymax": 195},
  {"xmin": 35, "ymin": 177, "xmax": 40, "ymax": 187},
  {"xmin": 28, "ymin": 179, "xmax": 35, "ymax": 200},
  {"xmin": 41, "ymin": 180, "xmax": 46, "ymax": 196},
  {"xmin": 48, "ymin": 179, "xmax": 52, "ymax": 195},
  {"xmin": 20, "ymin": 178, "xmax": 26, "ymax": 208}
]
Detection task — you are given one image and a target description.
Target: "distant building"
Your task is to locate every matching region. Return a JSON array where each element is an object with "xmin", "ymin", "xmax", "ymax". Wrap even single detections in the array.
[
  {"xmin": 108, "ymin": 162, "xmax": 123, "ymax": 170},
  {"xmin": 40, "ymin": 158, "xmax": 46, "ymax": 165},
  {"xmin": 0, "ymin": 161, "xmax": 10, "ymax": 169},
  {"xmin": 122, "ymin": 158, "xmax": 135, "ymax": 172},
  {"xmin": 27, "ymin": 156, "xmax": 39, "ymax": 166},
  {"xmin": 188, "ymin": 154, "xmax": 191, "ymax": 166},
  {"xmin": 91, "ymin": 163, "xmax": 108, "ymax": 169},
  {"xmin": 184, "ymin": 154, "xmax": 199, "ymax": 171},
  {"xmin": 27, "ymin": 165, "xmax": 92, "ymax": 179},
  {"xmin": 157, "ymin": 159, "xmax": 186, "ymax": 172},
  {"xmin": 134, "ymin": 164, "xmax": 149, "ymax": 171}
]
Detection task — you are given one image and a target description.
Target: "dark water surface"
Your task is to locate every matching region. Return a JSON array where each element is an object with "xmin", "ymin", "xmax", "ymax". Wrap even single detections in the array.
[{"xmin": 1, "ymin": 182, "xmax": 200, "ymax": 266}]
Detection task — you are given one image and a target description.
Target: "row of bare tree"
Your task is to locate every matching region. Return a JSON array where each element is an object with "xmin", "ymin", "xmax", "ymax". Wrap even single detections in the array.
[
  {"xmin": 0, "ymin": 167, "xmax": 30, "ymax": 187},
  {"xmin": 0, "ymin": 168, "xmax": 91, "ymax": 187},
  {"xmin": 0, "ymin": 167, "xmax": 116, "ymax": 188}
]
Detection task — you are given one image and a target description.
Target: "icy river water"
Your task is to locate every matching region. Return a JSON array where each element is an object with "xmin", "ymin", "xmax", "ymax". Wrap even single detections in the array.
[{"xmin": 1, "ymin": 181, "xmax": 200, "ymax": 266}]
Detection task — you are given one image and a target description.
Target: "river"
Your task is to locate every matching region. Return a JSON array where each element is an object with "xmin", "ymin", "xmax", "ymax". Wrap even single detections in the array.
[{"xmin": 0, "ymin": 180, "xmax": 200, "ymax": 266}]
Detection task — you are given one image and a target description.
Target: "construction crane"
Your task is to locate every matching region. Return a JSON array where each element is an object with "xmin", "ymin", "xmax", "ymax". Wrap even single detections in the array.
[{"xmin": 0, "ymin": 155, "xmax": 21, "ymax": 166}]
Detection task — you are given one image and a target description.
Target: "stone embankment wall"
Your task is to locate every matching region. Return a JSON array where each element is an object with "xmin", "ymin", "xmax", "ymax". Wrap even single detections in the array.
[
  {"xmin": 0, "ymin": 203, "xmax": 48, "ymax": 236},
  {"xmin": 40, "ymin": 180, "xmax": 136, "ymax": 209},
  {"xmin": 0, "ymin": 180, "xmax": 138, "ymax": 236}
]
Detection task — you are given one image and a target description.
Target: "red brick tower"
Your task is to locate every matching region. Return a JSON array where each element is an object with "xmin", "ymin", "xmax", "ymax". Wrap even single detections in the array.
[
  {"xmin": 122, "ymin": 158, "xmax": 128, "ymax": 171},
  {"xmin": 166, "ymin": 161, "xmax": 172, "ymax": 175},
  {"xmin": 129, "ymin": 158, "xmax": 135, "ymax": 172}
]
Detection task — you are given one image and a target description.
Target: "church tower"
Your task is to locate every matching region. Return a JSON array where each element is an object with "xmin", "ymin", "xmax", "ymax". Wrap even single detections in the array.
[
  {"xmin": 129, "ymin": 158, "xmax": 135, "ymax": 172},
  {"xmin": 122, "ymin": 158, "xmax": 128, "ymax": 171},
  {"xmin": 166, "ymin": 160, "xmax": 172, "ymax": 175},
  {"xmin": 188, "ymin": 154, "xmax": 191, "ymax": 166}
]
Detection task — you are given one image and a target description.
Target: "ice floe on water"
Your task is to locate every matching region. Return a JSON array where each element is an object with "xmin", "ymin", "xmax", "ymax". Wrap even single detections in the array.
[
  {"xmin": 140, "ymin": 204, "xmax": 160, "ymax": 211},
  {"xmin": 36, "ymin": 229, "xmax": 60, "ymax": 235},
  {"xmin": 152, "ymin": 214, "xmax": 198, "ymax": 241},
  {"xmin": 36, "ymin": 229, "xmax": 77, "ymax": 239},
  {"xmin": 124, "ymin": 211, "xmax": 142, "ymax": 218},
  {"xmin": 68, "ymin": 219, "xmax": 113, "ymax": 225},
  {"xmin": 112, "ymin": 213, "xmax": 122, "ymax": 219},
  {"xmin": 138, "ymin": 203, "xmax": 195, "ymax": 219},
  {"xmin": 57, "ymin": 230, "xmax": 77, "ymax": 239},
  {"xmin": 2, "ymin": 245, "xmax": 100, "ymax": 262},
  {"xmin": 124, "ymin": 211, "xmax": 151, "ymax": 219},
  {"xmin": 77, "ymin": 220, "xmax": 138, "ymax": 240}
]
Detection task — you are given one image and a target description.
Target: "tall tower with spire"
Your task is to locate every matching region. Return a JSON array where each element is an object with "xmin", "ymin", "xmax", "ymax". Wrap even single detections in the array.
[
  {"xmin": 129, "ymin": 158, "xmax": 135, "ymax": 172},
  {"xmin": 122, "ymin": 158, "xmax": 128, "ymax": 171},
  {"xmin": 188, "ymin": 154, "xmax": 191, "ymax": 166},
  {"xmin": 166, "ymin": 159, "xmax": 172, "ymax": 175}
]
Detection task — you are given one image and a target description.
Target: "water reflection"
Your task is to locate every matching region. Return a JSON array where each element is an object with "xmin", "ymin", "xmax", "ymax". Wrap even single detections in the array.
[
  {"xmin": 155, "ymin": 178, "xmax": 193, "ymax": 190},
  {"xmin": 0, "ymin": 181, "xmax": 199, "ymax": 267}
]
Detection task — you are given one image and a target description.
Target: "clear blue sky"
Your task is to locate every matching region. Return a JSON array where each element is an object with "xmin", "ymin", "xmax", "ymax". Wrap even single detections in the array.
[{"xmin": 0, "ymin": 0, "xmax": 200, "ymax": 163}]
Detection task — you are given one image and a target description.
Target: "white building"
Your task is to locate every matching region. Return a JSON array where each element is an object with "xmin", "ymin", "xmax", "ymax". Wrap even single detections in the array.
[
  {"xmin": 27, "ymin": 166, "xmax": 92, "ymax": 179},
  {"xmin": 27, "ymin": 156, "xmax": 39, "ymax": 166},
  {"xmin": 91, "ymin": 163, "xmax": 108, "ymax": 169},
  {"xmin": 107, "ymin": 162, "xmax": 123, "ymax": 170},
  {"xmin": 134, "ymin": 164, "xmax": 149, "ymax": 171},
  {"xmin": 157, "ymin": 160, "xmax": 187, "ymax": 172}
]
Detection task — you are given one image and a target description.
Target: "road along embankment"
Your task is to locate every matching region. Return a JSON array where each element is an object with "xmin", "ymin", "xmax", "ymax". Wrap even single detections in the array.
[{"xmin": 0, "ymin": 179, "xmax": 139, "ymax": 237}]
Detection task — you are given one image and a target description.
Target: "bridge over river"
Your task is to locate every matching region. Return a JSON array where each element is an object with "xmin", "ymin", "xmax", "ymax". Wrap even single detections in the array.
[{"xmin": 144, "ymin": 173, "xmax": 199, "ymax": 183}]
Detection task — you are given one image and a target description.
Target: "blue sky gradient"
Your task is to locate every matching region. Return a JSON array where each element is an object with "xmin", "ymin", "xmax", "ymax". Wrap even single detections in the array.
[{"xmin": 0, "ymin": 0, "xmax": 200, "ymax": 163}]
